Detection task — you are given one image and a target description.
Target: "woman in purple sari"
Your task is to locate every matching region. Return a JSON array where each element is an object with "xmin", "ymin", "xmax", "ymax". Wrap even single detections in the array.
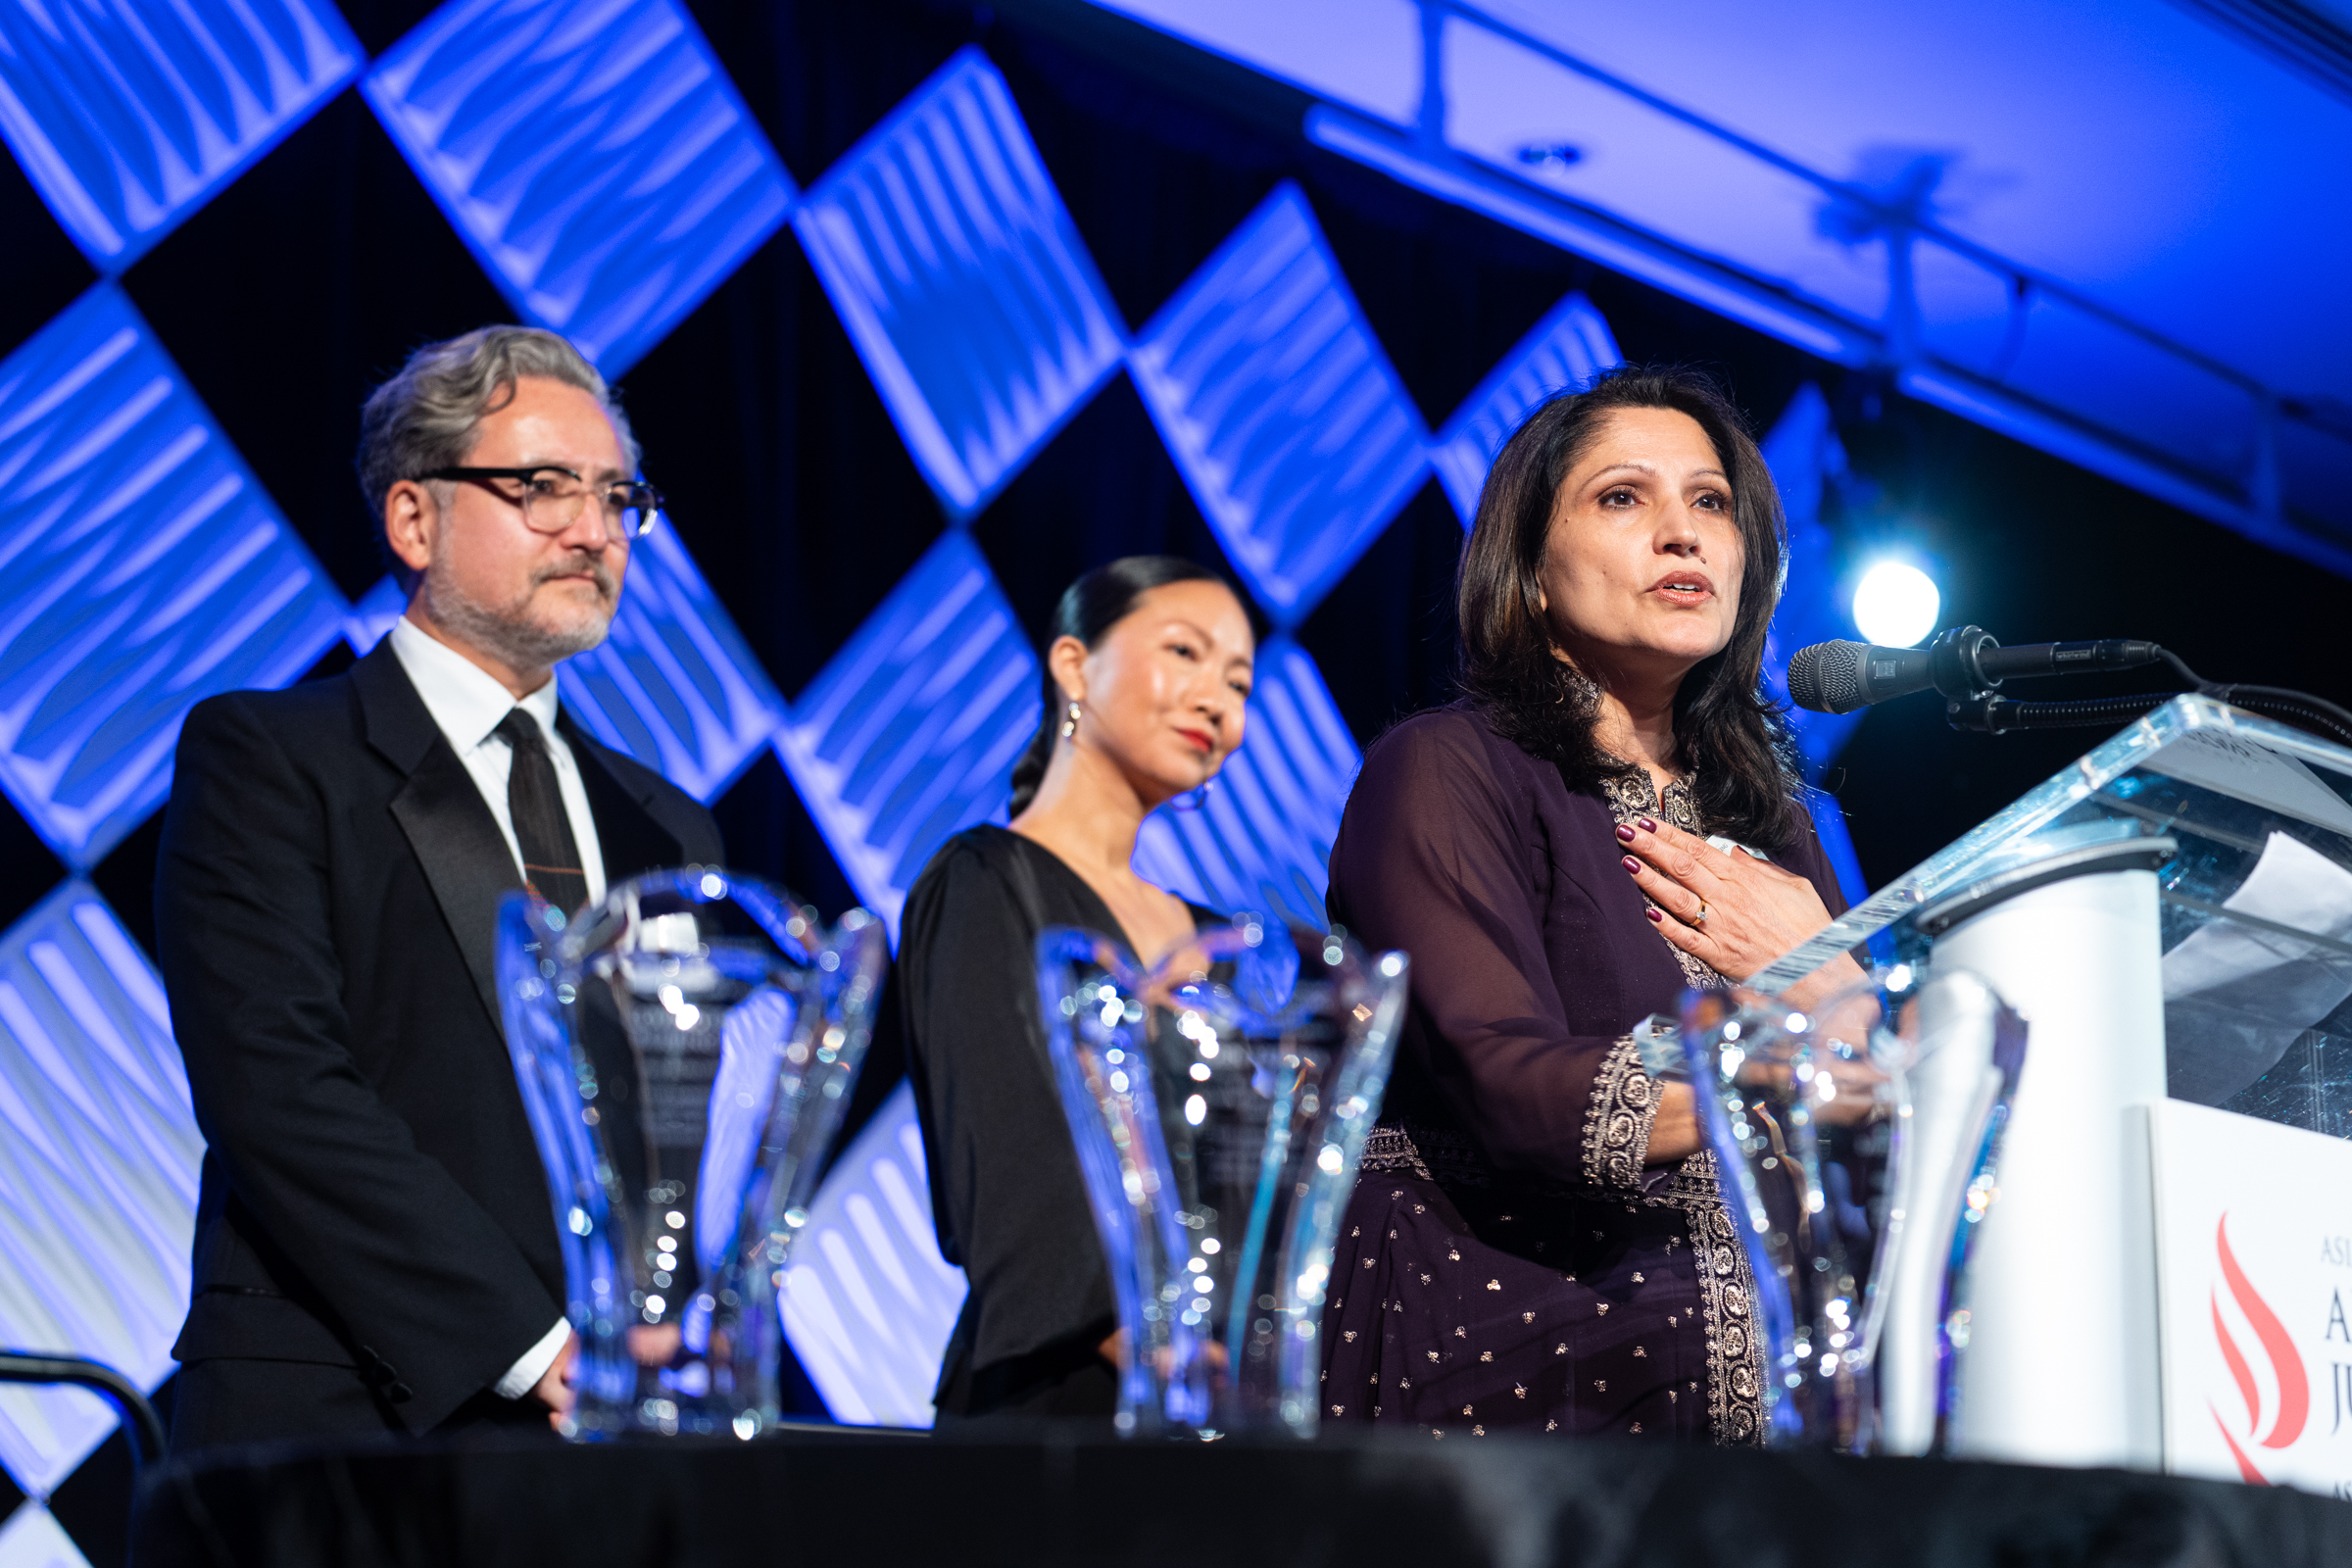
[{"xmin": 1319, "ymin": 368, "xmax": 1861, "ymax": 1444}]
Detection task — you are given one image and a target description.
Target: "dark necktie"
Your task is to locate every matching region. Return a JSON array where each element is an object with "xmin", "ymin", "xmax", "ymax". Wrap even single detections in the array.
[{"xmin": 495, "ymin": 709, "xmax": 591, "ymax": 919}]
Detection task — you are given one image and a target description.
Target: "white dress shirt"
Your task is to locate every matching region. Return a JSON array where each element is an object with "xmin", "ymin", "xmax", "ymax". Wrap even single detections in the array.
[
  {"xmin": 387, "ymin": 615, "xmax": 592, "ymax": 1398},
  {"xmin": 388, "ymin": 616, "xmax": 608, "ymax": 907}
]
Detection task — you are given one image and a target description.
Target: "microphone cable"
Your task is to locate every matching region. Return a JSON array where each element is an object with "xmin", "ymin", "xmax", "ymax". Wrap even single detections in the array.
[{"xmin": 1942, "ymin": 646, "xmax": 2352, "ymax": 750}]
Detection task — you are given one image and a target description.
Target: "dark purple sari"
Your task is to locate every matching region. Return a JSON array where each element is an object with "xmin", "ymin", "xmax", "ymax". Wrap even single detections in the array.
[{"xmin": 1317, "ymin": 706, "xmax": 1847, "ymax": 1444}]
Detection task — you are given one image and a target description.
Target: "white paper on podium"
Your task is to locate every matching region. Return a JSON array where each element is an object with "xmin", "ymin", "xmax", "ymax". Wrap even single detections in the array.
[{"xmin": 2161, "ymin": 831, "xmax": 2352, "ymax": 1104}]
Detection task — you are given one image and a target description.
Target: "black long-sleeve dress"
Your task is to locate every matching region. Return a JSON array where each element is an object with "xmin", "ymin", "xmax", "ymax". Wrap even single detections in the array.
[
  {"xmin": 900, "ymin": 824, "xmax": 1219, "ymax": 1420},
  {"xmin": 1317, "ymin": 706, "xmax": 1847, "ymax": 1443}
]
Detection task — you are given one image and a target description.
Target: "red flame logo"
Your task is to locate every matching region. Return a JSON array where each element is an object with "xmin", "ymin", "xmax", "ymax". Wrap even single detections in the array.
[{"xmin": 2209, "ymin": 1213, "xmax": 2307, "ymax": 1486}]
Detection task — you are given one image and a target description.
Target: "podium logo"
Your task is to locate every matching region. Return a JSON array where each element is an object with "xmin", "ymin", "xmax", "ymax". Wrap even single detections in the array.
[{"xmin": 2211, "ymin": 1213, "xmax": 2308, "ymax": 1485}]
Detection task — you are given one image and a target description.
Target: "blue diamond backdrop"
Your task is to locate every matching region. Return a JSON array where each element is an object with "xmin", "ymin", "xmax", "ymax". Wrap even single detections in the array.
[{"xmin": 0, "ymin": 1, "xmax": 2325, "ymax": 1559}]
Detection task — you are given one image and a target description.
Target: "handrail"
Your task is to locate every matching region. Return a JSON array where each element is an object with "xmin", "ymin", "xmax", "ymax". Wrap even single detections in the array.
[
  {"xmin": 1305, "ymin": 100, "xmax": 2352, "ymax": 577},
  {"xmin": 0, "ymin": 1350, "xmax": 169, "ymax": 1473},
  {"xmin": 1429, "ymin": 0, "xmax": 2319, "ymax": 419}
]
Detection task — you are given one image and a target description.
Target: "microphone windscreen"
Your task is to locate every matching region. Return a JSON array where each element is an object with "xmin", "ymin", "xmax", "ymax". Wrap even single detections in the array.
[{"xmin": 1788, "ymin": 641, "xmax": 1869, "ymax": 714}]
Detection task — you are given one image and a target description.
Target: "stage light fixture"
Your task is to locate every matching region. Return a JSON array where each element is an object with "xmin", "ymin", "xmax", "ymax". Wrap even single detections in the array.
[{"xmin": 1851, "ymin": 561, "xmax": 1941, "ymax": 648}]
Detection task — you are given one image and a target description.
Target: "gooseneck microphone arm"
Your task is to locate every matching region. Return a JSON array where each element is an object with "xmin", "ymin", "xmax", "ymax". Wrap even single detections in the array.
[
  {"xmin": 1786, "ymin": 626, "xmax": 2352, "ymax": 750},
  {"xmin": 1949, "ymin": 682, "xmax": 2352, "ymax": 750}
]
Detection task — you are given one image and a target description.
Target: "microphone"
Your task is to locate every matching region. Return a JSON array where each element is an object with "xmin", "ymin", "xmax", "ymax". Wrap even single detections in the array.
[{"xmin": 1788, "ymin": 627, "xmax": 2163, "ymax": 714}]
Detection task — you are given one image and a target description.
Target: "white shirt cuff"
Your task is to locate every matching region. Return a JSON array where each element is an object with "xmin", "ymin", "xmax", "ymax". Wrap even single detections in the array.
[{"xmin": 495, "ymin": 1317, "xmax": 572, "ymax": 1399}]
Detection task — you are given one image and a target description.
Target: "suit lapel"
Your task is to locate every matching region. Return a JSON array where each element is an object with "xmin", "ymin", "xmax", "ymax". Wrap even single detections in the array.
[
  {"xmin": 354, "ymin": 638, "xmax": 698, "ymax": 1032},
  {"xmin": 355, "ymin": 643, "xmax": 525, "ymax": 1036},
  {"xmin": 561, "ymin": 713, "xmax": 686, "ymax": 884}
]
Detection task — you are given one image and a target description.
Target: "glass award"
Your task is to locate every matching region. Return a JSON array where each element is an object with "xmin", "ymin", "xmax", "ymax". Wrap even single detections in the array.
[
  {"xmin": 496, "ymin": 868, "xmax": 885, "ymax": 1439},
  {"xmin": 1037, "ymin": 918, "xmax": 1406, "ymax": 1439},
  {"xmin": 1682, "ymin": 966, "xmax": 2026, "ymax": 1452}
]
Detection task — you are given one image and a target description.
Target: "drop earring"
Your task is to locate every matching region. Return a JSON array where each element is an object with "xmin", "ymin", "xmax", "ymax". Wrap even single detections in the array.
[{"xmin": 1058, "ymin": 702, "xmax": 1081, "ymax": 739}]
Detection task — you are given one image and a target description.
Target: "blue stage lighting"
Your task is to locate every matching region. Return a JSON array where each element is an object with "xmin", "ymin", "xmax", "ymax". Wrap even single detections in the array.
[
  {"xmin": 0, "ymin": 0, "xmax": 361, "ymax": 271},
  {"xmin": 774, "ymin": 531, "xmax": 1041, "ymax": 942},
  {"xmin": 1762, "ymin": 382, "xmax": 1865, "ymax": 772},
  {"xmin": 781, "ymin": 1081, "xmax": 966, "ymax": 1427},
  {"xmin": 1129, "ymin": 182, "xmax": 1430, "ymax": 626},
  {"xmin": 792, "ymin": 48, "xmax": 1127, "ymax": 520},
  {"xmin": 1131, "ymin": 638, "xmax": 1359, "ymax": 933},
  {"xmin": 1853, "ymin": 560, "xmax": 1942, "ymax": 649},
  {"xmin": 1758, "ymin": 383, "xmax": 1870, "ymax": 903},
  {"xmin": 556, "ymin": 522, "xmax": 786, "ymax": 805},
  {"xmin": 341, "ymin": 574, "xmax": 408, "ymax": 661},
  {"xmin": 0, "ymin": 285, "xmax": 349, "ymax": 869},
  {"xmin": 0, "ymin": 1504, "xmax": 82, "ymax": 1563},
  {"xmin": 1432, "ymin": 291, "xmax": 1622, "ymax": 523},
  {"xmin": 0, "ymin": 882, "xmax": 202, "ymax": 1496},
  {"xmin": 363, "ymin": 0, "xmax": 796, "ymax": 376}
]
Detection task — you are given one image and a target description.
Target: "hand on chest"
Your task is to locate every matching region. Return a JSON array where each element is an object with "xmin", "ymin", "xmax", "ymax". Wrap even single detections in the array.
[{"xmin": 1543, "ymin": 802, "xmax": 1705, "ymax": 1030}]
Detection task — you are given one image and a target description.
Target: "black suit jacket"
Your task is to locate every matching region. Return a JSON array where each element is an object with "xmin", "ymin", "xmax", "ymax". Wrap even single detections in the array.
[{"xmin": 157, "ymin": 639, "xmax": 723, "ymax": 1438}]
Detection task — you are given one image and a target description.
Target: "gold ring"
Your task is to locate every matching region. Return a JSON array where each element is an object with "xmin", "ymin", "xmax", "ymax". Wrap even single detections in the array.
[{"xmin": 1692, "ymin": 902, "xmax": 1709, "ymax": 927}]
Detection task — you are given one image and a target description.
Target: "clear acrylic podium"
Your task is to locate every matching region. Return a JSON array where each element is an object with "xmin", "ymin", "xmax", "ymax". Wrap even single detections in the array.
[{"xmin": 1753, "ymin": 694, "xmax": 2352, "ymax": 1472}]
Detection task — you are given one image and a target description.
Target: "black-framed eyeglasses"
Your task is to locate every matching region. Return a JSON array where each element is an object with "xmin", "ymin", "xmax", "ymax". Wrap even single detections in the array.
[{"xmin": 420, "ymin": 466, "xmax": 663, "ymax": 541}]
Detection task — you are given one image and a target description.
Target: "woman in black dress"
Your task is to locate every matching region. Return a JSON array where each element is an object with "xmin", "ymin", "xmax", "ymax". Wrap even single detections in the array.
[
  {"xmin": 1319, "ymin": 368, "xmax": 1863, "ymax": 1443},
  {"xmin": 901, "ymin": 557, "xmax": 1256, "ymax": 1421}
]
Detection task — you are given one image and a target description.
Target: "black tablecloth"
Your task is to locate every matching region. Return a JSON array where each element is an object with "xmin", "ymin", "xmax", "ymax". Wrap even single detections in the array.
[{"xmin": 134, "ymin": 1423, "xmax": 2352, "ymax": 1568}]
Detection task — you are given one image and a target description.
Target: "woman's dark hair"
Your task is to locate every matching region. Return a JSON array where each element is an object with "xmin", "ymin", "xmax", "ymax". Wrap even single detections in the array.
[
  {"xmin": 1455, "ymin": 364, "xmax": 1803, "ymax": 849},
  {"xmin": 1006, "ymin": 556, "xmax": 1239, "ymax": 816}
]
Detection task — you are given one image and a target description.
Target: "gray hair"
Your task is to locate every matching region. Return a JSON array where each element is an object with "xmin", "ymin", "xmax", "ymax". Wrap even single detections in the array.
[{"xmin": 356, "ymin": 325, "xmax": 640, "ymax": 529}]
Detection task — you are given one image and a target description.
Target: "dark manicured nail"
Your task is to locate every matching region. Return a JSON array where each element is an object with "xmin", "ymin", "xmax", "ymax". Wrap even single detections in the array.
[
  {"xmin": 1645, "ymin": 906, "xmax": 1664, "ymax": 923},
  {"xmin": 1615, "ymin": 823, "xmax": 1636, "ymax": 843},
  {"xmin": 1623, "ymin": 857, "xmax": 1642, "ymax": 874},
  {"xmin": 1638, "ymin": 817, "xmax": 1658, "ymax": 833}
]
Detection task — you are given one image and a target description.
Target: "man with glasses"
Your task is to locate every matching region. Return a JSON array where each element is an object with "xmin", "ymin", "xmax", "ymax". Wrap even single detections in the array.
[{"xmin": 156, "ymin": 327, "xmax": 722, "ymax": 1450}]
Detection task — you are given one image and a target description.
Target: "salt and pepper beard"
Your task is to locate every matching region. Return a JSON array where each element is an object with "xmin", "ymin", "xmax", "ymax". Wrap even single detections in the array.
[{"xmin": 423, "ymin": 537, "xmax": 619, "ymax": 674}]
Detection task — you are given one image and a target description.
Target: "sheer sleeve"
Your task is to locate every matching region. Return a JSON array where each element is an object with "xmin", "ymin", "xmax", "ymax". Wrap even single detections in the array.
[
  {"xmin": 1327, "ymin": 712, "xmax": 1652, "ymax": 1188},
  {"xmin": 1782, "ymin": 804, "xmax": 1854, "ymax": 921}
]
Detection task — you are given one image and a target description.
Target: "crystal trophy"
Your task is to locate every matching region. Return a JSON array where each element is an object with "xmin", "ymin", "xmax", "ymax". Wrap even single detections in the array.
[
  {"xmin": 1037, "ymin": 918, "xmax": 1406, "ymax": 1439},
  {"xmin": 1682, "ymin": 965, "xmax": 2026, "ymax": 1453},
  {"xmin": 497, "ymin": 869, "xmax": 885, "ymax": 1439}
]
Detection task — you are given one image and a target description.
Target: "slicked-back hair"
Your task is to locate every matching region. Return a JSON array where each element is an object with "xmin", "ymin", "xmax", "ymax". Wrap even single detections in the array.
[
  {"xmin": 1007, "ymin": 556, "xmax": 1246, "ymax": 817},
  {"xmin": 356, "ymin": 325, "xmax": 638, "ymax": 577},
  {"xmin": 1455, "ymin": 365, "xmax": 1803, "ymax": 850}
]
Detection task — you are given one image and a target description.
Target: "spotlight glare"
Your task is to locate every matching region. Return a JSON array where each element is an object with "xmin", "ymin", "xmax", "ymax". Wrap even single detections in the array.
[{"xmin": 1852, "ymin": 562, "xmax": 1940, "ymax": 648}]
